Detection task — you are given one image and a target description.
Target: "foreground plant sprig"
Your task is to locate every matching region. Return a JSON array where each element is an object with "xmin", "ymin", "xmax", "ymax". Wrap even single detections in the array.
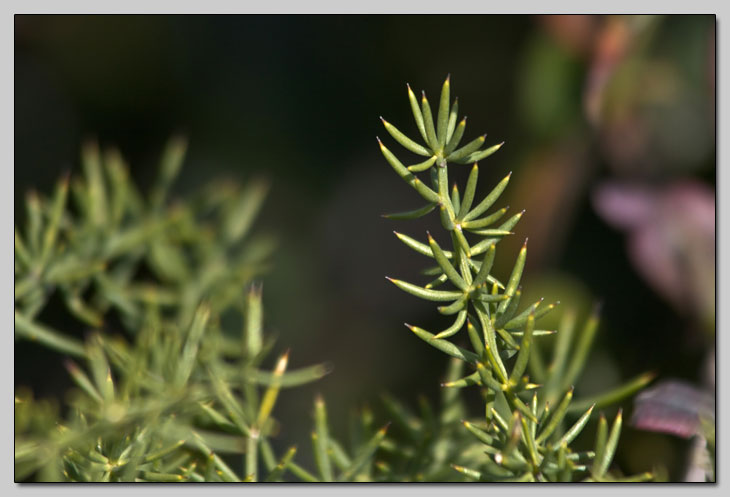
[{"xmin": 380, "ymin": 77, "xmax": 654, "ymax": 482}]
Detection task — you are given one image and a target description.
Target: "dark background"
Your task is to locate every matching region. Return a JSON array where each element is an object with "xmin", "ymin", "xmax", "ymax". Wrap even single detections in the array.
[{"xmin": 15, "ymin": 14, "xmax": 715, "ymax": 479}]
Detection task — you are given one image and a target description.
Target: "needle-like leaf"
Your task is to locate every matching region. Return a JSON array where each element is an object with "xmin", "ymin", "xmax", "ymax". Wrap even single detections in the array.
[
  {"xmin": 461, "ymin": 207, "xmax": 508, "ymax": 230},
  {"xmin": 441, "ymin": 370, "xmax": 480, "ymax": 389},
  {"xmin": 503, "ymin": 299, "xmax": 555, "ymax": 330},
  {"xmin": 562, "ymin": 303, "xmax": 602, "ymax": 391},
  {"xmin": 176, "ymin": 303, "xmax": 211, "ymax": 388},
  {"xmin": 256, "ymin": 351, "xmax": 289, "ymax": 428},
  {"xmin": 421, "ymin": 91, "xmax": 439, "ymax": 150},
  {"xmin": 509, "ymin": 313, "xmax": 534, "ymax": 383},
  {"xmin": 427, "ymin": 233, "xmax": 466, "ymax": 290},
  {"xmin": 407, "ymin": 156, "xmax": 438, "ymax": 173},
  {"xmin": 462, "ymin": 172, "xmax": 512, "ymax": 223},
  {"xmin": 386, "ymin": 277, "xmax": 462, "ymax": 301},
  {"xmin": 437, "ymin": 296, "xmax": 468, "ymax": 315},
  {"xmin": 446, "ymin": 135, "xmax": 486, "ymax": 162},
  {"xmin": 407, "ymin": 83, "xmax": 428, "ymax": 143},
  {"xmin": 594, "ymin": 410, "xmax": 622, "ymax": 477},
  {"xmin": 407, "ymin": 324, "xmax": 480, "ymax": 364},
  {"xmin": 460, "ymin": 142, "xmax": 504, "ymax": 164},
  {"xmin": 64, "ymin": 360, "xmax": 103, "ymax": 405},
  {"xmin": 450, "ymin": 183, "xmax": 461, "ymax": 214},
  {"xmin": 471, "ymin": 244, "xmax": 496, "ymax": 289},
  {"xmin": 313, "ymin": 396, "xmax": 333, "ymax": 482},
  {"xmin": 444, "ymin": 117, "xmax": 467, "ymax": 156},
  {"xmin": 264, "ymin": 446, "xmax": 298, "ymax": 482},
  {"xmin": 592, "ymin": 413, "xmax": 608, "ymax": 478},
  {"xmin": 446, "ymin": 98, "xmax": 459, "ymax": 144},
  {"xmin": 568, "ymin": 372, "xmax": 656, "ymax": 414},
  {"xmin": 382, "ymin": 203, "xmax": 437, "ymax": 220},
  {"xmin": 338, "ymin": 424, "xmax": 389, "ymax": 481},
  {"xmin": 436, "ymin": 75, "xmax": 451, "ymax": 149},
  {"xmin": 556, "ymin": 405, "xmax": 595, "ymax": 448},
  {"xmin": 381, "ymin": 118, "xmax": 432, "ymax": 156},
  {"xmin": 432, "ymin": 310, "xmax": 468, "ymax": 339},
  {"xmin": 15, "ymin": 311, "xmax": 85, "ymax": 358},
  {"xmin": 425, "ymin": 273, "xmax": 448, "ymax": 289},
  {"xmin": 497, "ymin": 239, "xmax": 527, "ymax": 315},
  {"xmin": 394, "ymin": 231, "xmax": 451, "ymax": 258},
  {"xmin": 378, "ymin": 138, "xmax": 439, "ymax": 202}
]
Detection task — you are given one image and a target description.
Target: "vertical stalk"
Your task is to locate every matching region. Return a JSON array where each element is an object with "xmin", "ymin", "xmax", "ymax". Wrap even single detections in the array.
[{"xmin": 246, "ymin": 433, "xmax": 258, "ymax": 482}]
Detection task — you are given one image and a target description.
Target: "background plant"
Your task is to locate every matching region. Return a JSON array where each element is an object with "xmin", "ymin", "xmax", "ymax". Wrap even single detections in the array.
[{"xmin": 14, "ymin": 141, "xmax": 337, "ymax": 482}]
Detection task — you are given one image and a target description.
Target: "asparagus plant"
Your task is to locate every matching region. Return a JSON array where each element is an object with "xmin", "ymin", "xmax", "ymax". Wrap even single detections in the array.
[
  {"xmin": 15, "ymin": 76, "xmax": 656, "ymax": 483},
  {"xmin": 13, "ymin": 140, "xmax": 332, "ymax": 482},
  {"xmin": 13, "ymin": 139, "xmax": 394, "ymax": 483},
  {"xmin": 379, "ymin": 76, "xmax": 655, "ymax": 482}
]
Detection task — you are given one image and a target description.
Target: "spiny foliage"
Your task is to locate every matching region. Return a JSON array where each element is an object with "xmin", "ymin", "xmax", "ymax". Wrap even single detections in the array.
[
  {"xmin": 379, "ymin": 76, "xmax": 655, "ymax": 482},
  {"xmin": 15, "ymin": 77, "xmax": 656, "ymax": 483},
  {"xmin": 13, "ymin": 140, "xmax": 386, "ymax": 482}
]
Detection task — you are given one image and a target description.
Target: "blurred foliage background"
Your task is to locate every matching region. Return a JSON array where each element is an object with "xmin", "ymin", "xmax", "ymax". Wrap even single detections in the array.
[{"xmin": 15, "ymin": 14, "xmax": 715, "ymax": 480}]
